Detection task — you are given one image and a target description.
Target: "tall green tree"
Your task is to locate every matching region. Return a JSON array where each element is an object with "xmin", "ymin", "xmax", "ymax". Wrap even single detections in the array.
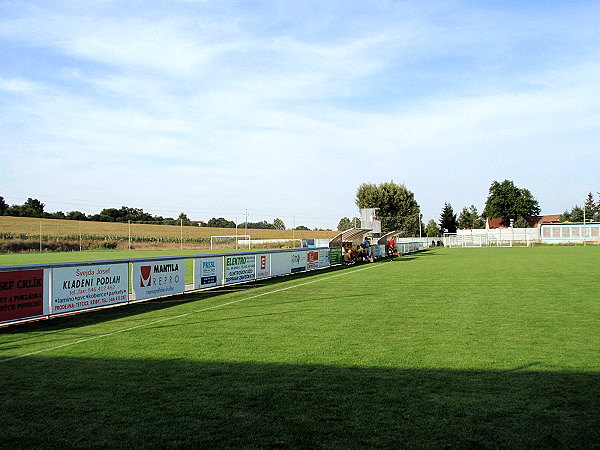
[
  {"xmin": 0, "ymin": 196, "xmax": 7, "ymax": 215},
  {"xmin": 584, "ymin": 192, "xmax": 597, "ymax": 221},
  {"xmin": 561, "ymin": 206, "xmax": 584, "ymax": 222},
  {"xmin": 273, "ymin": 218, "xmax": 286, "ymax": 230},
  {"xmin": 457, "ymin": 205, "xmax": 485, "ymax": 229},
  {"xmin": 483, "ymin": 180, "xmax": 540, "ymax": 227},
  {"xmin": 355, "ymin": 181, "xmax": 420, "ymax": 235},
  {"xmin": 337, "ymin": 217, "xmax": 353, "ymax": 231},
  {"xmin": 20, "ymin": 198, "xmax": 46, "ymax": 217},
  {"xmin": 439, "ymin": 203, "xmax": 457, "ymax": 233},
  {"xmin": 425, "ymin": 219, "xmax": 440, "ymax": 237}
]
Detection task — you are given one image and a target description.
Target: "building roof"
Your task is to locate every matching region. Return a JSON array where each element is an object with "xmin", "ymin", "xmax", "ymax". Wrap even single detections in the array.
[{"xmin": 486, "ymin": 215, "xmax": 562, "ymax": 229}]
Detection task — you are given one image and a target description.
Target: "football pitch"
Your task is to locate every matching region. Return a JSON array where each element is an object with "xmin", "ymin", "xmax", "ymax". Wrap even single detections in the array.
[{"xmin": 1, "ymin": 247, "xmax": 598, "ymax": 448}]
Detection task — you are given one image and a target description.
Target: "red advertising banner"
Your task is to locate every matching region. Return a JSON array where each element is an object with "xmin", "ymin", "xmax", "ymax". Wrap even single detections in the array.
[{"xmin": 0, "ymin": 269, "xmax": 45, "ymax": 322}]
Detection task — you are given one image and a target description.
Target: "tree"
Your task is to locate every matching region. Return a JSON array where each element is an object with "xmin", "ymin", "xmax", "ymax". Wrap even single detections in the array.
[
  {"xmin": 355, "ymin": 181, "xmax": 420, "ymax": 235},
  {"xmin": 20, "ymin": 198, "xmax": 46, "ymax": 217},
  {"xmin": 0, "ymin": 196, "xmax": 7, "ymax": 215},
  {"xmin": 177, "ymin": 212, "xmax": 193, "ymax": 226},
  {"xmin": 273, "ymin": 218, "xmax": 286, "ymax": 230},
  {"xmin": 337, "ymin": 217, "xmax": 353, "ymax": 231},
  {"xmin": 425, "ymin": 219, "xmax": 440, "ymax": 237},
  {"xmin": 483, "ymin": 180, "xmax": 540, "ymax": 227},
  {"xmin": 294, "ymin": 225, "xmax": 309, "ymax": 231},
  {"xmin": 561, "ymin": 205, "xmax": 584, "ymax": 222},
  {"xmin": 584, "ymin": 192, "xmax": 597, "ymax": 221},
  {"xmin": 67, "ymin": 210, "xmax": 88, "ymax": 220},
  {"xmin": 457, "ymin": 205, "xmax": 485, "ymax": 229},
  {"xmin": 439, "ymin": 203, "xmax": 457, "ymax": 234},
  {"xmin": 514, "ymin": 217, "xmax": 529, "ymax": 228},
  {"xmin": 207, "ymin": 217, "xmax": 236, "ymax": 228}
]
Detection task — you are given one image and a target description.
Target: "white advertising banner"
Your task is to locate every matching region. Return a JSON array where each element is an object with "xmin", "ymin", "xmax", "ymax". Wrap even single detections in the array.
[
  {"xmin": 52, "ymin": 263, "xmax": 128, "ymax": 314},
  {"xmin": 255, "ymin": 254, "xmax": 271, "ymax": 279},
  {"xmin": 318, "ymin": 249, "xmax": 330, "ymax": 268},
  {"xmin": 194, "ymin": 257, "xmax": 223, "ymax": 289},
  {"xmin": 291, "ymin": 251, "xmax": 307, "ymax": 273},
  {"xmin": 132, "ymin": 259, "xmax": 185, "ymax": 301},
  {"xmin": 224, "ymin": 254, "xmax": 256, "ymax": 284},
  {"xmin": 271, "ymin": 252, "xmax": 292, "ymax": 276}
]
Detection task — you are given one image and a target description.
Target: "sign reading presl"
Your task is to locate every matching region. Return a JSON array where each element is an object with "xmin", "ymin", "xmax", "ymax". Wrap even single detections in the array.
[
  {"xmin": 193, "ymin": 257, "xmax": 223, "ymax": 289},
  {"xmin": 132, "ymin": 259, "xmax": 185, "ymax": 301}
]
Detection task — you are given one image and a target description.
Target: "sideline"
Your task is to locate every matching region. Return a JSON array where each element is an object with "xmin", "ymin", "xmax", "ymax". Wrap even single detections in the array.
[{"xmin": 0, "ymin": 263, "xmax": 380, "ymax": 364}]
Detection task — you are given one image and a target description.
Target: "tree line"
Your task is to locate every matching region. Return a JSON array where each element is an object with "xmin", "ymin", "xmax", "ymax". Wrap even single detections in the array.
[
  {"xmin": 0, "ymin": 196, "xmax": 306, "ymax": 230},
  {"xmin": 340, "ymin": 180, "xmax": 599, "ymax": 238}
]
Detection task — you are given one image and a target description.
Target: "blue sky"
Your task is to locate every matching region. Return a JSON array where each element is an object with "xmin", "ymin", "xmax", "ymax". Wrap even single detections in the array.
[{"xmin": 1, "ymin": 0, "xmax": 599, "ymax": 229}]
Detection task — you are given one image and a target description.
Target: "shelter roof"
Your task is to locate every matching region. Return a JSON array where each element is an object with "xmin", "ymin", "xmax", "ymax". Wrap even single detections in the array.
[
  {"xmin": 328, "ymin": 228, "xmax": 372, "ymax": 247},
  {"xmin": 377, "ymin": 231, "xmax": 401, "ymax": 245}
]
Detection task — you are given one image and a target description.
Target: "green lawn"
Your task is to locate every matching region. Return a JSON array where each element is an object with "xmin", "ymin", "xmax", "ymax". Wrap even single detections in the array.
[{"xmin": 1, "ymin": 247, "xmax": 598, "ymax": 448}]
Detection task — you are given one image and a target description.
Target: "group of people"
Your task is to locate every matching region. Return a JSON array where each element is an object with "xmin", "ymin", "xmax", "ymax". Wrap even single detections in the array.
[
  {"xmin": 342, "ymin": 237, "xmax": 373, "ymax": 265},
  {"xmin": 341, "ymin": 236, "xmax": 400, "ymax": 264}
]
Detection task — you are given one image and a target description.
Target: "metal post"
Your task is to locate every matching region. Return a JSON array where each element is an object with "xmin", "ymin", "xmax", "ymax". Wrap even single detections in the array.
[
  {"xmin": 244, "ymin": 209, "xmax": 249, "ymax": 249},
  {"xmin": 180, "ymin": 218, "xmax": 183, "ymax": 250},
  {"xmin": 235, "ymin": 217, "xmax": 238, "ymax": 250},
  {"xmin": 79, "ymin": 221, "xmax": 82, "ymax": 251},
  {"xmin": 584, "ymin": 204, "xmax": 587, "ymax": 246},
  {"xmin": 292, "ymin": 216, "xmax": 295, "ymax": 248},
  {"xmin": 128, "ymin": 220, "xmax": 131, "ymax": 251},
  {"xmin": 39, "ymin": 220, "xmax": 42, "ymax": 252}
]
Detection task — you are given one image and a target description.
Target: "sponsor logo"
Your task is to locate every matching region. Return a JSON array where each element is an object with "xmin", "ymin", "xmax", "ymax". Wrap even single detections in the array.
[
  {"xmin": 260, "ymin": 256, "xmax": 267, "ymax": 270},
  {"xmin": 140, "ymin": 266, "xmax": 152, "ymax": 287}
]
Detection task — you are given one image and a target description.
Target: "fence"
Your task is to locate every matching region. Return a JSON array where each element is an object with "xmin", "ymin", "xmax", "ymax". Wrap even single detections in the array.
[{"xmin": 0, "ymin": 243, "xmax": 427, "ymax": 327}]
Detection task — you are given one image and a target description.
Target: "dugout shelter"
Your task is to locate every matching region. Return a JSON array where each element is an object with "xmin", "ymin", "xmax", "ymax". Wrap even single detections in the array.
[{"xmin": 328, "ymin": 228, "xmax": 373, "ymax": 248}]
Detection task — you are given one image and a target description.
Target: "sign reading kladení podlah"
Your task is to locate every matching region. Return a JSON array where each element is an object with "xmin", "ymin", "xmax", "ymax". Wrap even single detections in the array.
[
  {"xmin": 52, "ymin": 263, "xmax": 128, "ymax": 314},
  {"xmin": 132, "ymin": 260, "xmax": 185, "ymax": 301}
]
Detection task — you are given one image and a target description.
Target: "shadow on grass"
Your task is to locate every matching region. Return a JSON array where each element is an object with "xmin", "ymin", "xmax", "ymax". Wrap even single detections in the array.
[{"xmin": 1, "ymin": 357, "xmax": 597, "ymax": 449}]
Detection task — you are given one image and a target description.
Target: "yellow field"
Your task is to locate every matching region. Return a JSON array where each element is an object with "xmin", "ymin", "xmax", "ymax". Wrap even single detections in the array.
[{"xmin": 0, "ymin": 216, "xmax": 338, "ymax": 241}]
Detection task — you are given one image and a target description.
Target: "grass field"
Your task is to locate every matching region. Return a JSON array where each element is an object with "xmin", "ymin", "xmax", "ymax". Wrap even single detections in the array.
[{"xmin": 1, "ymin": 247, "xmax": 598, "ymax": 448}]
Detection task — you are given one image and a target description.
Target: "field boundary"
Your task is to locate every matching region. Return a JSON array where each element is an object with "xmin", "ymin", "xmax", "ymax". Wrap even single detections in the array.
[{"xmin": 0, "ymin": 263, "xmax": 379, "ymax": 364}]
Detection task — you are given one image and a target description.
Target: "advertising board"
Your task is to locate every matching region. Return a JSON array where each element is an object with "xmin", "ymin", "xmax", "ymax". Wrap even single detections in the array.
[
  {"xmin": 224, "ymin": 254, "xmax": 256, "ymax": 284},
  {"xmin": 255, "ymin": 254, "xmax": 271, "ymax": 279},
  {"xmin": 52, "ymin": 263, "xmax": 128, "ymax": 314},
  {"xmin": 193, "ymin": 257, "xmax": 223, "ymax": 289},
  {"xmin": 271, "ymin": 252, "xmax": 292, "ymax": 276},
  {"xmin": 132, "ymin": 259, "xmax": 185, "ymax": 301},
  {"xmin": 373, "ymin": 244, "xmax": 383, "ymax": 259},
  {"xmin": 329, "ymin": 248, "xmax": 342, "ymax": 265},
  {"xmin": 291, "ymin": 251, "xmax": 307, "ymax": 273},
  {"xmin": 0, "ymin": 269, "xmax": 48, "ymax": 323},
  {"xmin": 306, "ymin": 250, "xmax": 320, "ymax": 270},
  {"xmin": 318, "ymin": 249, "xmax": 330, "ymax": 268}
]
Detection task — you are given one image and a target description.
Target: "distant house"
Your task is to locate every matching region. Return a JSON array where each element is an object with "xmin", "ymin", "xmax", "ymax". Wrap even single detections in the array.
[{"xmin": 486, "ymin": 215, "xmax": 561, "ymax": 229}]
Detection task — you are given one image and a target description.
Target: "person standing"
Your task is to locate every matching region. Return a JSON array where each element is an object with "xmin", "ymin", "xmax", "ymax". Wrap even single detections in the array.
[
  {"xmin": 363, "ymin": 236, "xmax": 372, "ymax": 262},
  {"xmin": 388, "ymin": 237, "xmax": 396, "ymax": 261}
]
